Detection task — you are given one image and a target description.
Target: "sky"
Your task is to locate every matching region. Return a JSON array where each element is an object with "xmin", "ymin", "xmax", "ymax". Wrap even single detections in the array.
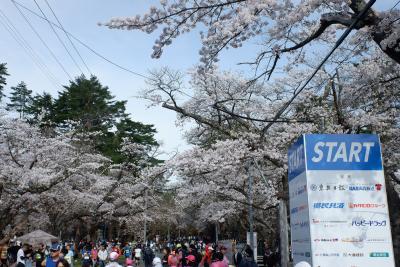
[{"xmin": 0, "ymin": 0, "xmax": 396, "ymax": 158}]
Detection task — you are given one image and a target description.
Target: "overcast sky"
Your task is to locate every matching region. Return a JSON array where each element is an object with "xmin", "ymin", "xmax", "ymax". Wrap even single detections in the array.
[{"xmin": 0, "ymin": 0, "xmax": 395, "ymax": 158}]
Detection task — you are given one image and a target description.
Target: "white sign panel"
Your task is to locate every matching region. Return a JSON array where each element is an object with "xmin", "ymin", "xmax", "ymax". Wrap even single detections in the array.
[{"xmin": 288, "ymin": 134, "xmax": 395, "ymax": 267}]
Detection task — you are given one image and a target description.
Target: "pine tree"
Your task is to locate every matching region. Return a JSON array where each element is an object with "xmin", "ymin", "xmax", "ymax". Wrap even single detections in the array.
[
  {"xmin": 7, "ymin": 81, "xmax": 32, "ymax": 118},
  {"xmin": 53, "ymin": 75, "xmax": 126, "ymax": 132},
  {"xmin": 0, "ymin": 63, "xmax": 9, "ymax": 102},
  {"xmin": 52, "ymin": 75, "xmax": 159, "ymax": 163},
  {"xmin": 26, "ymin": 92, "xmax": 54, "ymax": 124}
]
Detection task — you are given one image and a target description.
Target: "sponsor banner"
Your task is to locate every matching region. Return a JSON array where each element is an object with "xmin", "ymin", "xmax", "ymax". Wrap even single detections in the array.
[
  {"xmin": 288, "ymin": 134, "xmax": 395, "ymax": 267},
  {"xmin": 288, "ymin": 170, "xmax": 312, "ymax": 265}
]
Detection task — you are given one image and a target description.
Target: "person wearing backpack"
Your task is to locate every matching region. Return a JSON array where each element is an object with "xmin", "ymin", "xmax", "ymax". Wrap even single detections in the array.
[{"xmin": 143, "ymin": 246, "xmax": 154, "ymax": 267}]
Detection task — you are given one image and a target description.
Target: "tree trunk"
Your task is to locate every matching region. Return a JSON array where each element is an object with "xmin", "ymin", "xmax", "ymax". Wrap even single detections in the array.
[{"xmin": 385, "ymin": 173, "xmax": 400, "ymax": 267}]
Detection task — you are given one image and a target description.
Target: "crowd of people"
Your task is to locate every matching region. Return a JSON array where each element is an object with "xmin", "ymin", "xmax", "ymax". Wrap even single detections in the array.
[{"xmin": 0, "ymin": 238, "xmax": 270, "ymax": 267}]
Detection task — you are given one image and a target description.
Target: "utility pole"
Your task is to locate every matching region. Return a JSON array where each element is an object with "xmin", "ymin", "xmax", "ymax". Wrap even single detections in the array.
[
  {"xmin": 248, "ymin": 162, "xmax": 254, "ymax": 254},
  {"xmin": 215, "ymin": 223, "xmax": 219, "ymax": 243},
  {"xmin": 144, "ymin": 188, "xmax": 148, "ymax": 245},
  {"xmin": 279, "ymin": 198, "xmax": 289, "ymax": 267}
]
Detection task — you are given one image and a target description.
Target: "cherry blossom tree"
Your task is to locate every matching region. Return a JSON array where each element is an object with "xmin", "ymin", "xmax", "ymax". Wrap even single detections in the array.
[
  {"xmin": 104, "ymin": 0, "xmax": 399, "ymax": 257},
  {"xmin": 104, "ymin": 0, "xmax": 400, "ymax": 79},
  {"xmin": 141, "ymin": 50, "xmax": 399, "ymax": 254},
  {"xmin": 0, "ymin": 111, "xmax": 166, "ymax": 241}
]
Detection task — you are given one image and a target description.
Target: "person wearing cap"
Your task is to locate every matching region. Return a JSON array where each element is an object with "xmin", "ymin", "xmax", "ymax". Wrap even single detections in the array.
[
  {"xmin": 105, "ymin": 252, "xmax": 121, "ymax": 267},
  {"xmin": 184, "ymin": 255, "xmax": 196, "ymax": 267},
  {"xmin": 42, "ymin": 244, "xmax": 61, "ymax": 267},
  {"xmin": 187, "ymin": 245, "xmax": 201, "ymax": 267}
]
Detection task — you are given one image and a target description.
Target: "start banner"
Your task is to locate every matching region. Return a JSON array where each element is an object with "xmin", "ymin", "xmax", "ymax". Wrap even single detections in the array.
[{"xmin": 288, "ymin": 134, "xmax": 395, "ymax": 267}]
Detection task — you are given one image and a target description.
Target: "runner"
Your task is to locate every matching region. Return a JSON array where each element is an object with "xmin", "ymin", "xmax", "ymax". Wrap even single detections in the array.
[
  {"xmin": 81, "ymin": 252, "xmax": 92, "ymax": 267},
  {"xmin": 42, "ymin": 244, "xmax": 61, "ymax": 267},
  {"xmin": 16, "ymin": 244, "xmax": 28, "ymax": 267},
  {"xmin": 134, "ymin": 246, "xmax": 141, "ymax": 266},
  {"xmin": 64, "ymin": 245, "xmax": 74, "ymax": 267},
  {"xmin": 98, "ymin": 245, "xmax": 108, "ymax": 267},
  {"xmin": 91, "ymin": 246, "xmax": 98, "ymax": 267},
  {"xmin": 123, "ymin": 244, "xmax": 132, "ymax": 260}
]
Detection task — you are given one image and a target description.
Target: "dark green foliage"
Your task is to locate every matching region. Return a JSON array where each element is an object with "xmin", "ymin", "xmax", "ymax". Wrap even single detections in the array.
[
  {"xmin": 0, "ymin": 63, "xmax": 9, "ymax": 102},
  {"xmin": 50, "ymin": 75, "xmax": 159, "ymax": 164},
  {"xmin": 27, "ymin": 92, "xmax": 55, "ymax": 124},
  {"xmin": 4, "ymin": 74, "xmax": 159, "ymax": 165},
  {"xmin": 98, "ymin": 118, "xmax": 159, "ymax": 164},
  {"xmin": 6, "ymin": 81, "xmax": 32, "ymax": 118},
  {"xmin": 53, "ymin": 75, "xmax": 126, "ymax": 132}
]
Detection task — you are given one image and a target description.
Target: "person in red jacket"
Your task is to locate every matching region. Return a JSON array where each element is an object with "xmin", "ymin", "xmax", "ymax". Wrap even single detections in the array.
[{"xmin": 200, "ymin": 246, "xmax": 213, "ymax": 267}]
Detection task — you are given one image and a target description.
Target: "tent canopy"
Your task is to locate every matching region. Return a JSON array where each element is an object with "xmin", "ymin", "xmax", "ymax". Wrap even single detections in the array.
[{"xmin": 17, "ymin": 230, "xmax": 58, "ymax": 246}]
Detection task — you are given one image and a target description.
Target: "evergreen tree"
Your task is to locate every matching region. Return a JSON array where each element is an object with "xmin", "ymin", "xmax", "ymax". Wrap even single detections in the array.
[
  {"xmin": 53, "ymin": 75, "xmax": 159, "ymax": 163},
  {"xmin": 99, "ymin": 118, "xmax": 159, "ymax": 163},
  {"xmin": 0, "ymin": 63, "xmax": 9, "ymax": 102},
  {"xmin": 7, "ymin": 81, "xmax": 32, "ymax": 118},
  {"xmin": 26, "ymin": 92, "xmax": 54, "ymax": 124},
  {"xmin": 53, "ymin": 75, "xmax": 126, "ymax": 132}
]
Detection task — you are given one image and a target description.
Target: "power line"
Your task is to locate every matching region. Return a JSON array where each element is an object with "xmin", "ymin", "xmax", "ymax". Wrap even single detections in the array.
[
  {"xmin": 32, "ymin": 0, "xmax": 84, "ymax": 75},
  {"xmin": 390, "ymin": 0, "xmax": 400, "ymax": 11},
  {"xmin": 11, "ymin": 0, "xmax": 200, "ymax": 102},
  {"xmin": 11, "ymin": 0, "xmax": 73, "ymax": 80},
  {"xmin": 0, "ymin": 9, "xmax": 61, "ymax": 89},
  {"xmin": 13, "ymin": 0, "xmax": 150, "ymax": 80},
  {"xmin": 262, "ymin": 0, "xmax": 376, "ymax": 134},
  {"xmin": 43, "ymin": 0, "xmax": 92, "ymax": 76},
  {"xmin": 0, "ymin": 11, "xmax": 58, "ymax": 88}
]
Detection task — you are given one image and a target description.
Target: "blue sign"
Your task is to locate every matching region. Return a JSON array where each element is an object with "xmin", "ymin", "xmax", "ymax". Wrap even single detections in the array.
[
  {"xmin": 304, "ymin": 134, "xmax": 382, "ymax": 171},
  {"xmin": 288, "ymin": 136, "xmax": 306, "ymax": 181}
]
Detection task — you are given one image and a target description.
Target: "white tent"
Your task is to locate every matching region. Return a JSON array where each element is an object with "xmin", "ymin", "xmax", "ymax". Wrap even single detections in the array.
[{"xmin": 17, "ymin": 230, "xmax": 58, "ymax": 246}]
